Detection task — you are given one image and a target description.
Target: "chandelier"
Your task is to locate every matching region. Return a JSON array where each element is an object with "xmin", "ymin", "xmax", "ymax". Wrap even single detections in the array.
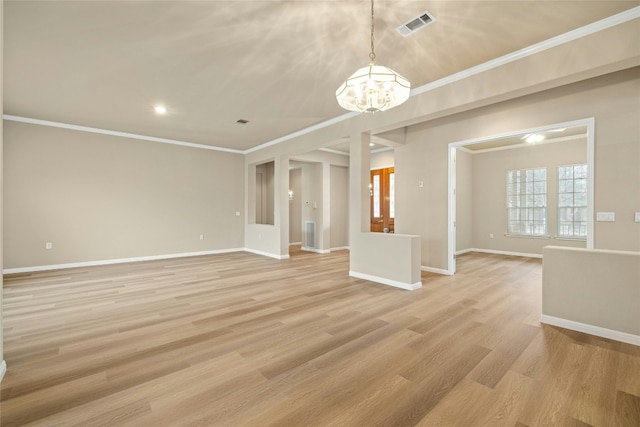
[{"xmin": 336, "ymin": 0, "xmax": 411, "ymax": 113}]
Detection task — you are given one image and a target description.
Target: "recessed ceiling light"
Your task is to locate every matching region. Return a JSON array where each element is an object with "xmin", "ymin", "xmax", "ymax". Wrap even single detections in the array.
[
  {"xmin": 369, "ymin": 142, "xmax": 375, "ymax": 147},
  {"xmin": 154, "ymin": 105, "xmax": 167, "ymax": 115}
]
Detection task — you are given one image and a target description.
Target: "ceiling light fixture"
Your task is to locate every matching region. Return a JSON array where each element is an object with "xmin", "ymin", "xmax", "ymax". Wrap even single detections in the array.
[
  {"xmin": 154, "ymin": 105, "xmax": 167, "ymax": 115},
  {"xmin": 336, "ymin": 0, "xmax": 411, "ymax": 113}
]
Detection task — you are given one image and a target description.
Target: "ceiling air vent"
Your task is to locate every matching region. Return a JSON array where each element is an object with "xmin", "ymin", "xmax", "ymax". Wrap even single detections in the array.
[{"xmin": 396, "ymin": 11, "xmax": 436, "ymax": 37}]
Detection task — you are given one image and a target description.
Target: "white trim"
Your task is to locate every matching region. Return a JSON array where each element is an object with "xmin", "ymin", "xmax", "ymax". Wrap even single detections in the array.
[
  {"xmin": 289, "ymin": 241, "xmax": 302, "ymax": 246},
  {"xmin": 2, "ymin": 115, "xmax": 244, "ymax": 154},
  {"xmin": 2, "ymin": 248, "xmax": 246, "ymax": 274},
  {"xmin": 317, "ymin": 147, "xmax": 349, "ymax": 156},
  {"xmin": 448, "ymin": 119, "xmax": 596, "ymax": 150},
  {"xmin": 330, "ymin": 246, "xmax": 350, "ymax": 252},
  {"xmin": 586, "ymin": 117, "xmax": 595, "ymax": 249},
  {"xmin": 243, "ymin": 248, "xmax": 290, "ymax": 260},
  {"xmin": 301, "ymin": 247, "xmax": 330, "ymax": 254},
  {"xmin": 455, "ymin": 248, "xmax": 474, "ymax": 256},
  {"xmin": 245, "ymin": 112, "xmax": 359, "ymax": 154},
  {"xmin": 0, "ymin": 361, "xmax": 6, "ymax": 383},
  {"xmin": 466, "ymin": 133, "xmax": 587, "ymax": 155},
  {"xmin": 370, "ymin": 146, "xmax": 394, "ymax": 154},
  {"xmin": 469, "ymin": 248, "xmax": 542, "ymax": 259},
  {"xmin": 448, "ymin": 146, "xmax": 456, "ymax": 275},
  {"xmin": 540, "ymin": 315, "xmax": 640, "ymax": 346},
  {"xmin": 421, "ymin": 266, "xmax": 454, "ymax": 276},
  {"xmin": 349, "ymin": 271, "xmax": 422, "ymax": 291}
]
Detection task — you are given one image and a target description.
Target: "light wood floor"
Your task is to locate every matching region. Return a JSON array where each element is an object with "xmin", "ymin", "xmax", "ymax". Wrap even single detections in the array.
[{"xmin": 1, "ymin": 249, "xmax": 639, "ymax": 426}]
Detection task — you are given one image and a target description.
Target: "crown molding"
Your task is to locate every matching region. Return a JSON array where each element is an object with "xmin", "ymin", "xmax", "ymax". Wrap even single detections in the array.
[
  {"xmin": 410, "ymin": 6, "xmax": 640, "ymax": 98},
  {"xmin": 2, "ymin": 115, "xmax": 244, "ymax": 154}
]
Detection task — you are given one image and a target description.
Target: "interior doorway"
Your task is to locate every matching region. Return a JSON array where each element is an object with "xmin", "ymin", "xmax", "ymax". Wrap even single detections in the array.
[
  {"xmin": 370, "ymin": 167, "xmax": 395, "ymax": 233},
  {"xmin": 447, "ymin": 118, "xmax": 595, "ymax": 275}
]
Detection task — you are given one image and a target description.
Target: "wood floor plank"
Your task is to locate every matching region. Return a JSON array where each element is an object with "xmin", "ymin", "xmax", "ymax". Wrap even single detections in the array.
[{"xmin": 1, "ymin": 249, "xmax": 638, "ymax": 426}]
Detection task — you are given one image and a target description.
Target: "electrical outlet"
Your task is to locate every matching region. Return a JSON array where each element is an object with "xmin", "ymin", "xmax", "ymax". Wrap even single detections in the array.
[
  {"xmin": 199, "ymin": 234, "xmax": 204, "ymax": 240},
  {"xmin": 235, "ymin": 211, "xmax": 241, "ymax": 217},
  {"xmin": 635, "ymin": 212, "xmax": 640, "ymax": 223},
  {"xmin": 489, "ymin": 233, "xmax": 494, "ymax": 239},
  {"xmin": 45, "ymin": 242, "xmax": 53, "ymax": 249}
]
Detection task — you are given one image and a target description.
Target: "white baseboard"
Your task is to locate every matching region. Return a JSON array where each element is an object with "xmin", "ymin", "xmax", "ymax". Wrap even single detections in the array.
[
  {"xmin": 0, "ymin": 360, "xmax": 6, "ymax": 382},
  {"xmin": 244, "ymin": 248, "xmax": 290, "ymax": 260},
  {"xmin": 289, "ymin": 242, "xmax": 302, "ymax": 246},
  {"xmin": 349, "ymin": 271, "xmax": 422, "ymax": 291},
  {"xmin": 421, "ymin": 266, "xmax": 453, "ymax": 276},
  {"xmin": 467, "ymin": 248, "xmax": 542, "ymax": 259},
  {"xmin": 540, "ymin": 314, "xmax": 640, "ymax": 346},
  {"xmin": 301, "ymin": 247, "xmax": 330, "ymax": 254},
  {"xmin": 330, "ymin": 246, "xmax": 350, "ymax": 252},
  {"xmin": 3, "ymin": 248, "xmax": 245, "ymax": 274},
  {"xmin": 455, "ymin": 248, "xmax": 474, "ymax": 256}
]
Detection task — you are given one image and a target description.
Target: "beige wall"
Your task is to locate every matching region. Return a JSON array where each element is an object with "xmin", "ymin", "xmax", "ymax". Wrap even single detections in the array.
[
  {"xmin": 288, "ymin": 159, "xmax": 349, "ymax": 250},
  {"xmin": 396, "ymin": 68, "xmax": 640, "ymax": 270},
  {"xmin": 542, "ymin": 246, "xmax": 640, "ymax": 340},
  {"xmin": 330, "ymin": 165, "xmax": 349, "ymax": 249},
  {"xmin": 350, "ymin": 232, "xmax": 422, "ymax": 290},
  {"xmin": 456, "ymin": 149, "xmax": 473, "ymax": 252},
  {"xmin": 255, "ymin": 161, "xmax": 275, "ymax": 225},
  {"xmin": 370, "ymin": 149, "xmax": 394, "ymax": 170},
  {"xmin": 289, "ymin": 168, "xmax": 302, "ymax": 244},
  {"xmin": 300, "ymin": 162, "xmax": 322, "ymax": 248},
  {"xmin": 4, "ymin": 121, "xmax": 245, "ymax": 269},
  {"xmin": 471, "ymin": 138, "xmax": 587, "ymax": 255}
]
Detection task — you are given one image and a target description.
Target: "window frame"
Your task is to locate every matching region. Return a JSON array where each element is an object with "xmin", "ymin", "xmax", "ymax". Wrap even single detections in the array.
[
  {"xmin": 506, "ymin": 167, "xmax": 548, "ymax": 237},
  {"xmin": 557, "ymin": 163, "xmax": 588, "ymax": 240}
]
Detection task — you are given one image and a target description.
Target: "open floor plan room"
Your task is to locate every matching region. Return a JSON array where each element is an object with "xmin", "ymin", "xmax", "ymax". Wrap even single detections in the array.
[{"xmin": 1, "ymin": 250, "xmax": 638, "ymax": 426}]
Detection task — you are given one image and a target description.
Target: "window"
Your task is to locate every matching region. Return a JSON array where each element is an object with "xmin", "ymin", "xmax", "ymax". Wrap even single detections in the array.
[
  {"xmin": 372, "ymin": 174, "xmax": 381, "ymax": 218},
  {"xmin": 558, "ymin": 164, "xmax": 588, "ymax": 239},
  {"xmin": 507, "ymin": 168, "xmax": 547, "ymax": 236},
  {"xmin": 370, "ymin": 167, "xmax": 395, "ymax": 233}
]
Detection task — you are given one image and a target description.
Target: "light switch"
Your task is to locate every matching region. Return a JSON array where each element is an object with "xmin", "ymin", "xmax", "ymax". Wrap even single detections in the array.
[
  {"xmin": 635, "ymin": 212, "xmax": 640, "ymax": 223},
  {"xmin": 596, "ymin": 212, "xmax": 615, "ymax": 222}
]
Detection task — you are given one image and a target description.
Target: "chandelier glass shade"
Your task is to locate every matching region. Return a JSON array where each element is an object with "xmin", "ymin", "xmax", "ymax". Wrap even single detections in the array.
[
  {"xmin": 336, "ymin": 64, "xmax": 410, "ymax": 113},
  {"xmin": 336, "ymin": 0, "xmax": 411, "ymax": 113}
]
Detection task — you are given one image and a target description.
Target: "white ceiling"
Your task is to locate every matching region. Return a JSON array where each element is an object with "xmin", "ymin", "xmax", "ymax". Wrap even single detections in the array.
[{"xmin": 4, "ymin": 1, "xmax": 637, "ymax": 152}]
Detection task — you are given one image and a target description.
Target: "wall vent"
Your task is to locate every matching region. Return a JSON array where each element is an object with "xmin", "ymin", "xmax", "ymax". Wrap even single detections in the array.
[
  {"xmin": 305, "ymin": 221, "xmax": 316, "ymax": 249},
  {"xmin": 396, "ymin": 11, "xmax": 436, "ymax": 37}
]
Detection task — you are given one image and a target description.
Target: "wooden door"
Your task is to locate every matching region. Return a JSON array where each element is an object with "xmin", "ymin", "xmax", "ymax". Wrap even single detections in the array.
[{"xmin": 370, "ymin": 167, "xmax": 395, "ymax": 233}]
